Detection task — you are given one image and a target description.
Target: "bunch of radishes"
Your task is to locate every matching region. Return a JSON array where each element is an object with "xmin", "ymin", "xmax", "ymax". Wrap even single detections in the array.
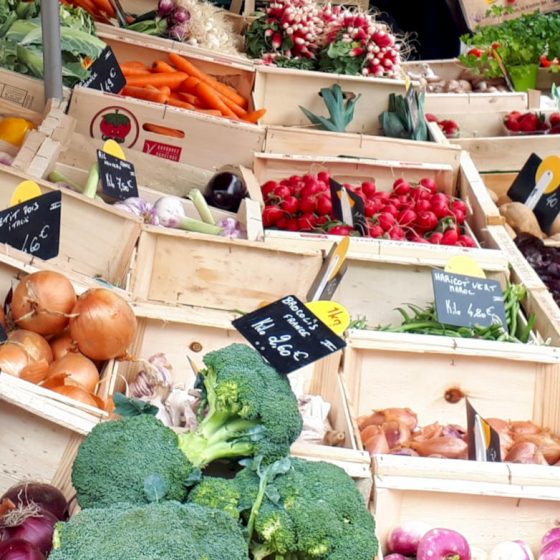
[
  {"xmin": 260, "ymin": 172, "xmax": 477, "ymax": 247},
  {"xmin": 503, "ymin": 111, "xmax": 560, "ymax": 135},
  {"xmin": 426, "ymin": 113, "xmax": 460, "ymax": 138},
  {"xmin": 319, "ymin": 10, "xmax": 402, "ymax": 78}
]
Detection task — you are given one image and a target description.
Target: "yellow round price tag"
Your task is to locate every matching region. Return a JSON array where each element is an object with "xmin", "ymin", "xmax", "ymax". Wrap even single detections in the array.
[
  {"xmin": 305, "ymin": 301, "xmax": 350, "ymax": 335},
  {"xmin": 9, "ymin": 180, "xmax": 42, "ymax": 206},
  {"xmin": 444, "ymin": 255, "xmax": 486, "ymax": 279},
  {"xmin": 102, "ymin": 139, "xmax": 126, "ymax": 160}
]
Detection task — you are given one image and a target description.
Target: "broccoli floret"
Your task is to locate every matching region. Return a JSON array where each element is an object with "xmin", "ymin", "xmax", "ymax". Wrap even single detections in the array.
[
  {"xmin": 72, "ymin": 414, "xmax": 194, "ymax": 509},
  {"xmin": 235, "ymin": 458, "xmax": 379, "ymax": 560},
  {"xmin": 49, "ymin": 501, "xmax": 249, "ymax": 560},
  {"xmin": 178, "ymin": 344, "xmax": 303, "ymax": 467},
  {"xmin": 187, "ymin": 476, "xmax": 242, "ymax": 520},
  {"xmin": 72, "ymin": 344, "xmax": 303, "ymax": 509}
]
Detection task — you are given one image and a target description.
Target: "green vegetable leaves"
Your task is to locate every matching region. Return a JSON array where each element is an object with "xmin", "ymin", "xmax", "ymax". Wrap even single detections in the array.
[
  {"xmin": 379, "ymin": 90, "xmax": 429, "ymax": 141},
  {"xmin": 113, "ymin": 392, "xmax": 160, "ymax": 417},
  {"xmin": 144, "ymin": 474, "xmax": 168, "ymax": 503},
  {"xmin": 299, "ymin": 84, "xmax": 361, "ymax": 133}
]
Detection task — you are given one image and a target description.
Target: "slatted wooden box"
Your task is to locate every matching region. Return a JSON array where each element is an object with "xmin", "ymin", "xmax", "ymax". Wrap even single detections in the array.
[
  {"xmin": 252, "ymin": 65, "xmax": 408, "ymax": 134},
  {"xmin": 112, "ymin": 302, "xmax": 372, "ymax": 500},
  {"xmin": 0, "ymin": 165, "xmax": 141, "ymax": 286},
  {"xmin": 67, "ymin": 31, "xmax": 265, "ymax": 170}
]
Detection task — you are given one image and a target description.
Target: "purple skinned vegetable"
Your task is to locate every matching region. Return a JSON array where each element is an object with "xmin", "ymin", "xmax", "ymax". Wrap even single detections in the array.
[
  {"xmin": 387, "ymin": 521, "xmax": 433, "ymax": 555},
  {"xmin": 171, "ymin": 7, "xmax": 190, "ymax": 24},
  {"xmin": 490, "ymin": 540, "xmax": 534, "ymax": 560},
  {"xmin": 157, "ymin": 0, "xmax": 174, "ymax": 17},
  {"xmin": 542, "ymin": 529, "xmax": 560, "ymax": 550},
  {"xmin": 168, "ymin": 22, "xmax": 189, "ymax": 41},
  {"xmin": 539, "ymin": 538, "xmax": 560, "ymax": 560},
  {"xmin": 385, "ymin": 554, "xmax": 411, "ymax": 560},
  {"xmin": 417, "ymin": 528, "xmax": 471, "ymax": 560}
]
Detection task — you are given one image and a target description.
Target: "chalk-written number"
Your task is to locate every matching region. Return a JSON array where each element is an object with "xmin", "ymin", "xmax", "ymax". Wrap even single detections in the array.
[
  {"xmin": 467, "ymin": 303, "xmax": 503, "ymax": 325},
  {"xmin": 22, "ymin": 224, "xmax": 49, "ymax": 255},
  {"xmin": 104, "ymin": 173, "xmax": 134, "ymax": 194}
]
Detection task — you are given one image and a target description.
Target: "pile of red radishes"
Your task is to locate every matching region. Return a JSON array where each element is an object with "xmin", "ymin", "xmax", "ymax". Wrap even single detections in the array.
[{"xmin": 260, "ymin": 172, "xmax": 477, "ymax": 247}]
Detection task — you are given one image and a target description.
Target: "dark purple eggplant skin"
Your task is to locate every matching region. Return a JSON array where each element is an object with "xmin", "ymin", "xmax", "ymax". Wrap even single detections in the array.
[
  {"xmin": 515, "ymin": 233, "xmax": 560, "ymax": 305},
  {"xmin": 203, "ymin": 172, "xmax": 247, "ymax": 213}
]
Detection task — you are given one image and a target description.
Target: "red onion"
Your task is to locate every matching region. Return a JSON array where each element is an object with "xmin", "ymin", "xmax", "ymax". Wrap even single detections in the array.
[
  {"xmin": 1, "ymin": 510, "xmax": 58, "ymax": 555},
  {"xmin": 387, "ymin": 521, "xmax": 433, "ymax": 555},
  {"xmin": 1, "ymin": 483, "xmax": 68, "ymax": 521},
  {"xmin": 539, "ymin": 538, "xmax": 560, "ymax": 560},
  {"xmin": 490, "ymin": 540, "xmax": 534, "ymax": 560},
  {"xmin": 0, "ymin": 539, "xmax": 44, "ymax": 560},
  {"xmin": 417, "ymin": 528, "xmax": 471, "ymax": 560},
  {"xmin": 385, "ymin": 555, "xmax": 411, "ymax": 560},
  {"xmin": 542, "ymin": 528, "xmax": 560, "ymax": 549}
]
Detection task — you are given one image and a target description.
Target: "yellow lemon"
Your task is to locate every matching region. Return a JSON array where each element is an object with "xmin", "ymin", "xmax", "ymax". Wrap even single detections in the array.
[{"xmin": 0, "ymin": 117, "xmax": 36, "ymax": 147}]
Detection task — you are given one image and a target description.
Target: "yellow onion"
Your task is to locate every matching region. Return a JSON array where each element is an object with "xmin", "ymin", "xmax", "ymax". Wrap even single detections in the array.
[
  {"xmin": 49, "ymin": 331, "xmax": 78, "ymax": 361},
  {"xmin": 69, "ymin": 288, "xmax": 136, "ymax": 361},
  {"xmin": 44, "ymin": 353, "xmax": 99, "ymax": 393},
  {"xmin": 49, "ymin": 384, "xmax": 101, "ymax": 408},
  {"xmin": 11, "ymin": 270, "xmax": 76, "ymax": 336},
  {"xmin": 9, "ymin": 329, "xmax": 53, "ymax": 364}
]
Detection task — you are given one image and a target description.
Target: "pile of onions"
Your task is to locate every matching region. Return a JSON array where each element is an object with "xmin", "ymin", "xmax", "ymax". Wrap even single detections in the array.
[
  {"xmin": 0, "ymin": 482, "xmax": 69, "ymax": 558},
  {"xmin": 0, "ymin": 271, "xmax": 137, "ymax": 411},
  {"xmin": 358, "ymin": 407, "xmax": 560, "ymax": 465}
]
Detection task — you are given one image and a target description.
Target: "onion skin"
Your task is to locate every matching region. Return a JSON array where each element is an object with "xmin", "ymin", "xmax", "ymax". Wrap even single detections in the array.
[
  {"xmin": 0, "ymin": 482, "xmax": 67, "ymax": 521},
  {"xmin": 490, "ymin": 540, "xmax": 534, "ymax": 560},
  {"xmin": 539, "ymin": 538, "xmax": 560, "ymax": 560},
  {"xmin": 504, "ymin": 442, "xmax": 549, "ymax": 465},
  {"xmin": 8, "ymin": 331, "xmax": 52, "ymax": 365},
  {"xmin": 407, "ymin": 436, "xmax": 468, "ymax": 459},
  {"xmin": 382, "ymin": 420, "xmax": 412, "ymax": 449},
  {"xmin": 45, "ymin": 353, "xmax": 99, "ymax": 393},
  {"xmin": 69, "ymin": 288, "xmax": 136, "ymax": 361},
  {"xmin": 417, "ymin": 528, "xmax": 471, "ymax": 560},
  {"xmin": 11, "ymin": 271, "xmax": 76, "ymax": 336},
  {"xmin": 387, "ymin": 521, "xmax": 433, "ymax": 555},
  {"xmin": 2, "ymin": 510, "xmax": 58, "ymax": 555},
  {"xmin": 49, "ymin": 384, "xmax": 101, "ymax": 408},
  {"xmin": 49, "ymin": 331, "xmax": 78, "ymax": 361},
  {"xmin": 0, "ymin": 344, "xmax": 31, "ymax": 376},
  {"xmin": 363, "ymin": 426, "xmax": 390, "ymax": 456},
  {"xmin": 542, "ymin": 528, "xmax": 560, "ymax": 549},
  {"xmin": 0, "ymin": 539, "xmax": 44, "ymax": 560}
]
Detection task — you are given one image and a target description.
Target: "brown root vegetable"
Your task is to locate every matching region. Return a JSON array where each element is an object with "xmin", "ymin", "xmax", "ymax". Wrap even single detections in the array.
[
  {"xmin": 457, "ymin": 80, "xmax": 472, "ymax": 92},
  {"xmin": 487, "ymin": 188, "xmax": 499, "ymax": 204},
  {"xmin": 363, "ymin": 427, "xmax": 390, "ymax": 456},
  {"xmin": 382, "ymin": 420, "xmax": 411, "ymax": 449},
  {"xmin": 499, "ymin": 202, "xmax": 545, "ymax": 238},
  {"xmin": 406, "ymin": 436, "xmax": 468, "ymax": 459},
  {"xmin": 497, "ymin": 193, "xmax": 512, "ymax": 206},
  {"xmin": 511, "ymin": 434, "xmax": 560, "ymax": 465},
  {"xmin": 360, "ymin": 424, "xmax": 383, "ymax": 442},
  {"xmin": 486, "ymin": 417, "xmax": 514, "ymax": 456},
  {"xmin": 505, "ymin": 441, "xmax": 548, "ymax": 464}
]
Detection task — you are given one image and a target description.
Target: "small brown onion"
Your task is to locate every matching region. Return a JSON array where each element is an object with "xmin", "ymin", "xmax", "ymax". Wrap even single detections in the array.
[
  {"xmin": 360, "ymin": 424, "xmax": 383, "ymax": 442},
  {"xmin": 19, "ymin": 360, "xmax": 50, "ymax": 384},
  {"xmin": 9, "ymin": 329, "xmax": 53, "ymax": 364},
  {"xmin": 357, "ymin": 411, "xmax": 386, "ymax": 430},
  {"xmin": 381, "ymin": 408, "xmax": 418, "ymax": 431},
  {"xmin": 505, "ymin": 441, "xmax": 548, "ymax": 465},
  {"xmin": 69, "ymin": 288, "xmax": 136, "ymax": 360},
  {"xmin": 363, "ymin": 427, "xmax": 390, "ymax": 456},
  {"xmin": 406, "ymin": 436, "xmax": 468, "ymax": 459},
  {"xmin": 44, "ymin": 353, "xmax": 99, "ymax": 393},
  {"xmin": 512, "ymin": 434, "xmax": 560, "ymax": 465},
  {"xmin": 0, "ymin": 343, "xmax": 31, "ymax": 376},
  {"xmin": 48, "ymin": 384, "xmax": 100, "ymax": 408},
  {"xmin": 510, "ymin": 420, "xmax": 541, "ymax": 436},
  {"xmin": 411, "ymin": 422, "xmax": 444, "ymax": 442},
  {"xmin": 382, "ymin": 420, "xmax": 411, "ymax": 449},
  {"xmin": 49, "ymin": 331, "xmax": 78, "ymax": 361},
  {"xmin": 11, "ymin": 270, "xmax": 76, "ymax": 336}
]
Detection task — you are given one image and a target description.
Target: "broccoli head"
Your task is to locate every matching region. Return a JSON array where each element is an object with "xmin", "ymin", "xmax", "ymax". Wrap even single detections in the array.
[
  {"xmin": 178, "ymin": 344, "xmax": 303, "ymax": 467},
  {"xmin": 235, "ymin": 458, "xmax": 378, "ymax": 560},
  {"xmin": 49, "ymin": 501, "xmax": 249, "ymax": 560},
  {"xmin": 72, "ymin": 414, "xmax": 194, "ymax": 509},
  {"xmin": 187, "ymin": 475, "xmax": 242, "ymax": 520}
]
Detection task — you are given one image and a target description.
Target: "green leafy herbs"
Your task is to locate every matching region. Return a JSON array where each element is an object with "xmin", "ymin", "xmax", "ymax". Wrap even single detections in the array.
[
  {"xmin": 113, "ymin": 392, "xmax": 160, "ymax": 417},
  {"xmin": 299, "ymin": 84, "xmax": 361, "ymax": 133},
  {"xmin": 379, "ymin": 90, "xmax": 429, "ymax": 141}
]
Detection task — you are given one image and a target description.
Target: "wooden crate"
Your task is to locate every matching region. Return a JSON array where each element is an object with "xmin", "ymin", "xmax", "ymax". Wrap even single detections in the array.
[
  {"xmin": 343, "ymin": 324, "xmax": 560, "ymax": 435},
  {"xmin": 402, "ymin": 59, "xmax": 530, "ymax": 114},
  {"xmin": 427, "ymin": 109, "xmax": 560, "ymax": 173},
  {"xmin": 113, "ymin": 302, "xmax": 372, "ymax": 500},
  {"xmin": 249, "ymin": 150, "xmax": 504, "ymax": 252},
  {"xmin": 252, "ymin": 65, "xmax": 408, "ymax": 134},
  {"xmin": 373, "ymin": 454, "xmax": 560, "ymax": 556},
  {"xmin": 0, "ymin": 252, "xmax": 118, "ymax": 435},
  {"xmin": 129, "ymin": 226, "xmax": 324, "ymax": 311},
  {"xmin": 0, "ymin": 165, "xmax": 141, "ymax": 286}
]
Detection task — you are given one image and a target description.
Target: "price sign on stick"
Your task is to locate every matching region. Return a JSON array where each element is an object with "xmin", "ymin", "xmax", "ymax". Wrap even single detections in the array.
[
  {"xmin": 0, "ymin": 190, "xmax": 61, "ymax": 260},
  {"xmin": 97, "ymin": 149, "xmax": 139, "ymax": 200},
  {"xmin": 81, "ymin": 46, "xmax": 126, "ymax": 94},
  {"xmin": 466, "ymin": 399, "xmax": 501, "ymax": 462},
  {"xmin": 431, "ymin": 269, "xmax": 507, "ymax": 329},
  {"xmin": 232, "ymin": 295, "xmax": 346, "ymax": 375}
]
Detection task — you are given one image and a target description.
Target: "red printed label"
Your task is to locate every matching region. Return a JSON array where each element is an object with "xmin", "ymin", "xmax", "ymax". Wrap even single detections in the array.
[{"xmin": 142, "ymin": 140, "xmax": 182, "ymax": 162}]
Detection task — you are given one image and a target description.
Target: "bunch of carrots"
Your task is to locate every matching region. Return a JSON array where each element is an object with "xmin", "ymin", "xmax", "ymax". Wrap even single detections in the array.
[
  {"xmin": 120, "ymin": 53, "xmax": 266, "ymax": 126},
  {"xmin": 61, "ymin": 0, "xmax": 122, "ymax": 24}
]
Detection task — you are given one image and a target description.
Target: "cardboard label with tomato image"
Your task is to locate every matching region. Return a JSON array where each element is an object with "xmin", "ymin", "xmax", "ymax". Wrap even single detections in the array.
[{"xmin": 508, "ymin": 153, "xmax": 560, "ymax": 234}]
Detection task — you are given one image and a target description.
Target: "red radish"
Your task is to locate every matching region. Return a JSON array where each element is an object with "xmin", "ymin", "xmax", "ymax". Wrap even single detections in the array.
[
  {"xmin": 383, "ymin": 204, "xmax": 399, "ymax": 217},
  {"xmin": 361, "ymin": 181, "xmax": 377, "ymax": 198},
  {"xmin": 457, "ymin": 234, "xmax": 476, "ymax": 248},
  {"xmin": 368, "ymin": 224, "xmax": 384, "ymax": 238},
  {"xmin": 416, "ymin": 211, "xmax": 438, "ymax": 231},
  {"xmin": 428, "ymin": 232, "xmax": 444, "ymax": 244},
  {"xmin": 441, "ymin": 229, "xmax": 459, "ymax": 246},
  {"xmin": 328, "ymin": 225, "xmax": 354, "ymax": 236},
  {"xmin": 419, "ymin": 177, "xmax": 437, "ymax": 194},
  {"xmin": 316, "ymin": 196, "xmax": 332, "ymax": 216},
  {"xmin": 387, "ymin": 521, "xmax": 433, "ymax": 556},
  {"xmin": 379, "ymin": 213, "xmax": 396, "ymax": 231},
  {"xmin": 549, "ymin": 113, "xmax": 560, "ymax": 127},
  {"xmin": 261, "ymin": 181, "xmax": 279, "ymax": 199},
  {"xmin": 262, "ymin": 205, "xmax": 284, "ymax": 227},
  {"xmin": 393, "ymin": 181, "xmax": 411, "ymax": 196},
  {"xmin": 390, "ymin": 226, "xmax": 406, "ymax": 240},
  {"xmin": 393, "ymin": 177, "xmax": 408, "ymax": 188},
  {"xmin": 416, "ymin": 528, "xmax": 471, "ymax": 560},
  {"xmin": 299, "ymin": 197, "xmax": 318, "ymax": 213},
  {"xmin": 297, "ymin": 213, "xmax": 317, "ymax": 231},
  {"xmin": 280, "ymin": 196, "xmax": 299, "ymax": 214},
  {"xmin": 398, "ymin": 209, "xmax": 416, "ymax": 226},
  {"xmin": 425, "ymin": 113, "xmax": 439, "ymax": 122},
  {"xmin": 317, "ymin": 171, "xmax": 330, "ymax": 183},
  {"xmin": 273, "ymin": 185, "xmax": 291, "ymax": 199}
]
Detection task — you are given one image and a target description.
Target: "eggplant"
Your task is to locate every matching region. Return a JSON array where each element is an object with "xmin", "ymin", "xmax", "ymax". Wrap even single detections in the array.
[{"xmin": 203, "ymin": 171, "xmax": 247, "ymax": 213}]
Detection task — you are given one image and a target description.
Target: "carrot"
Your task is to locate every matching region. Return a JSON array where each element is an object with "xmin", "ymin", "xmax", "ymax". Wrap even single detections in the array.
[
  {"xmin": 91, "ymin": 0, "xmax": 116, "ymax": 17},
  {"xmin": 167, "ymin": 98, "xmax": 197, "ymax": 110},
  {"xmin": 178, "ymin": 75, "xmax": 202, "ymax": 95},
  {"xmin": 194, "ymin": 109, "xmax": 223, "ymax": 117},
  {"xmin": 177, "ymin": 92, "xmax": 203, "ymax": 107},
  {"xmin": 121, "ymin": 61, "xmax": 150, "ymax": 71},
  {"xmin": 168, "ymin": 52, "xmax": 248, "ymax": 108},
  {"xmin": 71, "ymin": 0, "xmax": 100, "ymax": 16},
  {"xmin": 122, "ymin": 66, "xmax": 152, "ymax": 77},
  {"xmin": 152, "ymin": 60, "xmax": 178, "ymax": 73},
  {"xmin": 121, "ymin": 85, "xmax": 169, "ymax": 104},
  {"xmin": 157, "ymin": 86, "xmax": 172, "ymax": 98},
  {"xmin": 217, "ymin": 93, "xmax": 247, "ymax": 118},
  {"xmin": 194, "ymin": 82, "xmax": 237, "ymax": 118},
  {"xmin": 143, "ymin": 123, "xmax": 185, "ymax": 139},
  {"xmin": 242, "ymin": 108, "xmax": 267, "ymax": 124},
  {"xmin": 125, "ymin": 72, "xmax": 189, "ymax": 90}
]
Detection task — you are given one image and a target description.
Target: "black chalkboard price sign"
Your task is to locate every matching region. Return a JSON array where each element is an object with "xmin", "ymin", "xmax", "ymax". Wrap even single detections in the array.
[
  {"xmin": 0, "ymin": 191, "xmax": 61, "ymax": 260},
  {"xmin": 431, "ymin": 270, "xmax": 507, "ymax": 329},
  {"xmin": 232, "ymin": 295, "xmax": 346, "ymax": 375},
  {"xmin": 81, "ymin": 46, "xmax": 126, "ymax": 94},
  {"xmin": 97, "ymin": 150, "xmax": 139, "ymax": 200}
]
